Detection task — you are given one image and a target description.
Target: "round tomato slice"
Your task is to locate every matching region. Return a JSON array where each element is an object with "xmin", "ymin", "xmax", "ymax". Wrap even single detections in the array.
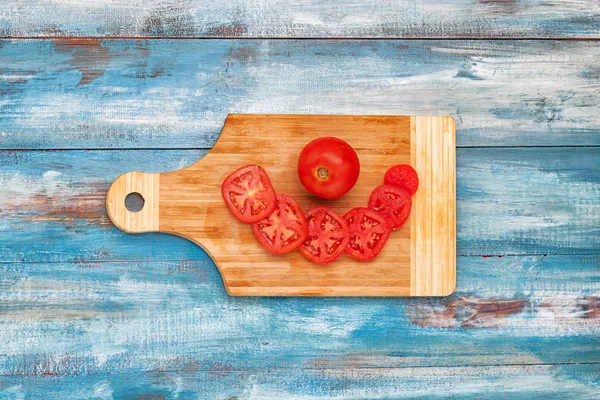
[
  {"xmin": 299, "ymin": 206, "xmax": 350, "ymax": 264},
  {"xmin": 368, "ymin": 185, "xmax": 412, "ymax": 230},
  {"xmin": 344, "ymin": 207, "xmax": 390, "ymax": 261},
  {"xmin": 252, "ymin": 194, "xmax": 308, "ymax": 254},
  {"xmin": 222, "ymin": 164, "xmax": 277, "ymax": 224},
  {"xmin": 384, "ymin": 164, "xmax": 419, "ymax": 196}
]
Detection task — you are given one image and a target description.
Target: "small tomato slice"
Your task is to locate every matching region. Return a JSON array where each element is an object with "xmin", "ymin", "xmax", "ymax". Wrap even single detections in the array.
[
  {"xmin": 299, "ymin": 206, "xmax": 350, "ymax": 264},
  {"xmin": 344, "ymin": 207, "xmax": 390, "ymax": 261},
  {"xmin": 222, "ymin": 164, "xmax": 277, "ymax": 223},
  {"xmin": 252, "ymin": 194, "xmax": 308, "ymax": 254},
  {"xmin": 384, "ymin": 164, "xmax": 419, "ymax": 196},
  {"xmin": 368, "ymin": 185, "xmax": 412, "ymax": 230}
]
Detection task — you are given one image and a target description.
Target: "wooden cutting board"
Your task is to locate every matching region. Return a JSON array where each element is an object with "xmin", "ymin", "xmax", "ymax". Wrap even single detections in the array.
[{"xmin": 106, "ymin": 114, "xmax": 456, "ymax": 297}]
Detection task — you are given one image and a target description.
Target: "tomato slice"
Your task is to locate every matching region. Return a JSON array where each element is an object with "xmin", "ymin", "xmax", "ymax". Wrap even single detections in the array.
[
  {"xmin": 368, "ymin": 185, "xmax": 412, "ymax": 230},
  {"xmin": 344, "ymin": 207, "xmax": 390, "ymax": 261},
  {"xmin": 222, "ymin": 164, "xmax": 277, "ymax": 223},
  {"xmin": 299, "ymin": 206, "xmax": 350, "ymax": 264},
  {"xmin": 384, "ymin": 164, "xmax": 419, "ymax": 196},
  {"xmin": 252, "ymin": 194, "xmax": 308, "ymax": 254}
]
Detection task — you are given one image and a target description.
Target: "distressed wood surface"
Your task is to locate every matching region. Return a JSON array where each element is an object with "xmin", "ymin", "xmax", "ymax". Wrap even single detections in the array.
[
  {"xmin": 0, "ymin": 16, "xmax": 599, "ymax": 395},
  {"xmin": 0, "ymin": 146, "xmax": 598, "ymax": 395},
  {"xmin": 0, "ymin": 253, "xmax": 599, "ymax": 394},
  {"xmin": 1, "ymin": 365, "xmax": 600, "ymax": 399},
  {"xmin": 0, "ymin": 253, "xmax": 599, "ymax": 371},
  {"xmin": 1, "ymin": 39, "xmax": 600, "ymax": 149},
  {"xmin": 1, "ymin": 0, "xmax": 600, "ymax": 39},
  {"xmin": 1, "ymin": 148, "xmax": 598, "ymax": 264}
]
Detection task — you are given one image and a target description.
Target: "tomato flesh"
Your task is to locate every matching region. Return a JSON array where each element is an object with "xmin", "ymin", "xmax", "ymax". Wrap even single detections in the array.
[
  {"xmin": 368, "ymin": 185, "xmax": 412, "ymax": 230},
  {"xmin": 222, "ymin": 164, "xmax": 277, "ymax": 223},
  {"xmin": 299, "ymin": 206, "xmax": 350, "ymax": 264},
  {"xmin": 252, "ymin": 194, "xmax": 308, "ymax": 254},
  {"xmin": 297, "ymin": 137, "xmax": 360, "ymax": 200},
  {"xmin": 384, "ymin": 164, "xmax": 419, "ymax": 196},
  {"xmin": 344, "ymin": 207, "xmax": 390, "ymax": 261}
]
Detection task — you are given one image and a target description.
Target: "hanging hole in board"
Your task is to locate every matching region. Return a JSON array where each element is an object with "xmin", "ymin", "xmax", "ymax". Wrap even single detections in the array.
[{"xmin": 125, "ymin": 192, "xmax": 145, "ymax": 213}]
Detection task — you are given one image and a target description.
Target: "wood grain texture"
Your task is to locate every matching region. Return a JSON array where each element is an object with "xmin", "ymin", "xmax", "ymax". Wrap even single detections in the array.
[
  {"xmin": 0, "ymin": 254, "xmax": 598, "ymax": 393},
  {"xmin": 105, "ymin": 114, "xmax": 455, "ymax": 296},
  {"xmin": 1, "ymin": 147, "xmax": 598, "ymax": 264},
  {"xmin": 106, "ymin": 171, "xmax": 159, "ymax": 233},
  {"xmin": 1, "ymin": 39, "xmax": 599, "ymax": 149},
  {"xmin": 0, "ymin": 23, "xmax": 598, "ymax": 395},
  {"xmin": 411, "ymin": 116, "xmax": 456, "ymax": 296},
  {"xmin": 1, "ymin": 150, "xmax": 597, "ymax": 371},
  {"xmin": 1, "ymin": 0, "xmax": 599, "ymax": 38},
  {"xmin": 1, "ymin": 365, "xmax": 599, "ymax": 399}
]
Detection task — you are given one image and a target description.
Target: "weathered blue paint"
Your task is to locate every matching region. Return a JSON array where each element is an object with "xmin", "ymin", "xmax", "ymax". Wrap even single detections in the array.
[
  {"xmin": 0, "ymin": 30, "xmax": 599, "ymax": 397},
  {"xmin": 0, "ymin": 256, "xmax": 600, "ymax": 376},
  {"xmin": 1, "ymin": 147, "xmax": 599, "ymax": 396},
  {"xmin": 1, "ymin": 40, "xmax": 599, "ymax": 149},
  {"xmin": 1, "ymin": 364, "xmax": 599, "ymax": 399},
  {"xmin": 0, "ymin": 0, "xmax": 599, "ymax": 39},
  {"xmin": 1, "ymin": 148, "xmax": 599, "ymax": 264}
]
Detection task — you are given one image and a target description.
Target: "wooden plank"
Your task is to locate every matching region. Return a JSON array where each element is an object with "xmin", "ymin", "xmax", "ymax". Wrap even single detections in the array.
[
  {"xmin": 1, "ymin": 0, "xmax": 599, "ymax": 38},
  {"xmin": 1, "ymin": 39, "xmax": 599, "ymax": 149},
  {"xmin": 1, "ymin": 364, "xmax": 599, "ymax": 399},
  {"xmin": 1, "ymin": 147, "xmax": 598, "ymax": 263},
  {"xmin": 458, "ymin": 147, "xmax": 600, "ymax": 256},
  {"xmin": 0, "ymin": 255, "xmax": 598, "ymax": 372}
]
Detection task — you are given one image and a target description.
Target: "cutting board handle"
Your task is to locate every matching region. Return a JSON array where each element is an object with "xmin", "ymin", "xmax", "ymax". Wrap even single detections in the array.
[{"xmin": 106, "ymin": 171, "xmax": 160, "ymax": 234}]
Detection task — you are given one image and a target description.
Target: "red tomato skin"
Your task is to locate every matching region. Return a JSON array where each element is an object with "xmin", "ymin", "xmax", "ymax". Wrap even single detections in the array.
[
  {"xmin": 297, "ymin": 137, "xmax": 360, "ymax": 200},
  {"xmin": 252, "ymin": 194, "xmax": 308, "ymax": 255},
  {"xmin": 221, "ymin": 164, "xmax": 277, "ymax": 224},
  {"xmin": 299, "ymin": 206, "xmax": 350, "ymax": 264},
  {"xmin": 368, "ymin": 185, "xmax": 412, "ymax": 230},
  {"xmin": 384, "ymin": 164, "xmax": 419, "ymax": 196},
  {"xmin": 343, "ymin": 207, "xmax": 390, "ymax": 261}
]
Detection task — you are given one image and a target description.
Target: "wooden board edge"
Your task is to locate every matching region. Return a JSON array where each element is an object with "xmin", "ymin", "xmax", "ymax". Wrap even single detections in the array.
[
  {"xmin": 106, "ymin": 171, "xmax": 160, "ymax": 234},
  {"xmin": 410, "ymin": 116, "xmax": 456, "ymax": 297},
  {"xmin": 228, "ymin": 287, "xmax": 411, "ymax": 297}
]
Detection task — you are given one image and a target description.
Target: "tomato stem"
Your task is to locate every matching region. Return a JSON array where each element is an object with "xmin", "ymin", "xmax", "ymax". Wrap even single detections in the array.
[{"xmin": 316, "ymin": 167, "xmax": 329, "ymax": 181}]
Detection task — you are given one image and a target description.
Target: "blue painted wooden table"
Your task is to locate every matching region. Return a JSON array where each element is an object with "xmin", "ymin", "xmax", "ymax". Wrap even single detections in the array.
[{"xmin": 1, "ymin": 2, "xmax": 599, "ymax": 399}]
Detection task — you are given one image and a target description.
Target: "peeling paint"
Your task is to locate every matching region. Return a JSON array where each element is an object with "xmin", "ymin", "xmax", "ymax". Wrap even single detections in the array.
[{"xmin": 53, "ymin": 39, "xmax": 111, "ymax": 86}]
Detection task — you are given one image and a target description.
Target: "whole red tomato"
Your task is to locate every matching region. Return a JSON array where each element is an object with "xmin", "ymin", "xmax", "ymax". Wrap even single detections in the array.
[{"xmin": 297, "ymin": 137, "xmax": 360, "ymax": 199}]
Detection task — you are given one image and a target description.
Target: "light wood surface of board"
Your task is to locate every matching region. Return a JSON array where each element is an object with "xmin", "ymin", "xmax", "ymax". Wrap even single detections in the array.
[
  {"xmin": 106, "ymin": 114, "xmax": 456, "ymax": 296},
  {"xmin": 106, "ymin": 171, "xmax": 160, "ymax": 233},
  {"xmin": 410, "ymin": 116, "xmax": 456, "ymax": 296}
]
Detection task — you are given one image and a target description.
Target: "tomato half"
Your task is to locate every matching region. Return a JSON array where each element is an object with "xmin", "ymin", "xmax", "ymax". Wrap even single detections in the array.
[
  {"xmin": 252, "ymin": 194, "xmax": 308, "ymax": 254},
  {"xmin": 297, "ymin": 137, "xmax": 360, "ymax": 200},
  {"xmin": 299, "ymin": 206, "xmax": 350, "ymax": 264},
  {"xmin": 344, "ymin": 207, "xmax": 390, "ymax": 261},
  {"xmin": 384, "ymin": 164, "xmax": 419, "ymax": 196},
  {"xmin": 221, "ymin": 164, "xmax": 277, "ymax": 223},
  {"xmin": 368, "ymin": 185, "xmax": 412, "ymax": 230}
]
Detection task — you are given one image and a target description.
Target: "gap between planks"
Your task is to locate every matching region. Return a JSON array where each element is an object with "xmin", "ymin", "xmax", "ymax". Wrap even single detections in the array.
[
  {"xmin": 3, "ymin": 145, "xmax": 600, "ymax": 152},
  {"xmin": 2, "ymin": 36, "xmax": 600, "ymax": 41},
  {"xmin": 0, "ymin": 254, "xmax": 598, "ymax": 265},
  {"xmin": 0, "ymin": 362, "xmax": 598, "ymax": 375}
]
